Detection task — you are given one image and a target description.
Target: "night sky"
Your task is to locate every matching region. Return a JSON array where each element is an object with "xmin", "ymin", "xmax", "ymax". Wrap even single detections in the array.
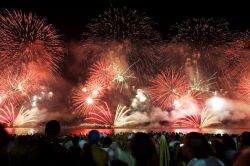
[{"xmin": 1, "ymin": 0, "xmax": 250, "ymax": 41}]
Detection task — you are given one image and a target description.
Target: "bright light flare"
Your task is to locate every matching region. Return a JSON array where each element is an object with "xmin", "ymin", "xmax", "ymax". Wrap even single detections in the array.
[
  {"xmin": 136, "ymin": 89, "xmax": 147, "ymax": 102},
  {"xmin": 86, "ymin": 97, "xmax": 94, "ymax": 105},
  {"xmin": 206, "ymin": 96, "xmax": 225, "ymax": 111}
]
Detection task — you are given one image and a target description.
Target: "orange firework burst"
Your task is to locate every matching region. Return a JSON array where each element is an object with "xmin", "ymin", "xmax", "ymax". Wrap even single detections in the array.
[
  {"xmin": 0, "ymin": 9, "xmax": 63, "ymax": 72},
  {"xmin": 148, "ymin": 68, "xmax": 189, "ymax": 110}
]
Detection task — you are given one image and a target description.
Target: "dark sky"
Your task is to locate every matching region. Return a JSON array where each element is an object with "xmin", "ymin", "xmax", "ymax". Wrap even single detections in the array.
[{"xmin": 1, "ymin": 0, "xmax": 250, "ymax": 41}]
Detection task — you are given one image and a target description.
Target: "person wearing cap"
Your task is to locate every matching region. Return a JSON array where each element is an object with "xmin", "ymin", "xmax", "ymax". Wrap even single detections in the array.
[{"xmin": 83, "ymin": 130, "xmax": 109, "ymax": 166}]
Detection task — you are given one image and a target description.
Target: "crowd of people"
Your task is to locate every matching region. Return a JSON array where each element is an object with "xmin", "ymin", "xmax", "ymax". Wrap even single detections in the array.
[{"xmin": 1, "ymin": 120, "xmax": 250, "ymax": 166}]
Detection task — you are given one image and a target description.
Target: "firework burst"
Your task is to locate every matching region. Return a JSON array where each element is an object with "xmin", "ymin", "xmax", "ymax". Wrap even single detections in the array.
[
  {"xmin": 200, "ymin": 108, "xmax": 221, "ymax": 128},
  {"xmin": 173, "ymin": 98, "xmax": 220, "ymax": 128},
  {"xmin": 173, "ymin": 101, "xmax": 200, "ymax": 128},
  {"xmin": 0, "ymin": 9, "xmax": 63, "ymax": 71},
  {"xmin": 84, "ymin": 6, "xmax": 161, "ymax": 78},
  {"xmin": 171, "ymin": 18, "xmax": 231, "ymax": 52},
  {"xmin": 114, "ymin": 105, "xmax": 135, "ymax": 127},
  {"xmin": 89, "ymin": 60, "xmax": 115, "ymax": 87},
  {"xmin": 236, "ymin": 73, "xmax": 250, "ymax": 103},
  {"xmin": 72, "ymin": 79, "xmax": 106, "ymax": 114},
  {"xmin": 0, "ymin": 69, "xmax": 39, "ymax": 105},
  {"xmin": 85, "ymin": 102, "xmax": 113, "ymax": 125},
  {"xmin": 190, "ymin": 71, "xmax": 217, "ymax": 92},
  {"xmin": 0, "ymin": 103, "xmax": 41, "ymax": 127},
  {"xmin": 148, "ymin": 68, "xmax": 189, "ymax": 110},
  {"xmin": 0, "ymin": 104, "xmax": 14, "ymax": 126},
  {"xmin": 112, "ymin": 63, "xmax": 135, "ymax": 92},
  {"xmin": 84, "ymin": 6, "xmax": 160, "ymax": 42}
]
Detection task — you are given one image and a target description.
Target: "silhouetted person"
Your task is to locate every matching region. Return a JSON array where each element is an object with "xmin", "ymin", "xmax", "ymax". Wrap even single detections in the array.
[
  {"xmin": 130, "ymin": 132, "xmax": 159, "ymax": 166},
  {"xmin": 240, "ymin": 132, "xmax": 250, "ymax": 150},
  {"xmin": 182, "ymin": 132, "xmax": 224, "ymax": 166},
  {"xmin": 222, "ymin": 135, "xmax": 238, "ymax": 166},
  {"xmin": 0, "ymin": 125, "xmax": 11, "ymax": 165},
  {"xmin": 83, "ymin": 130, "xmax": 109, "ymax": 166},
  {"xmin": 68, "ymin": 136, "xmax": 85, "ymax": 166},
  {"xmin": 43, "ymin": 120, "xmax": 69, "ymax": 166},
  {"xmin": 233, "ymin": 148, "xmax": 250, "ymax": 166},
  {"xmin": 45, "ymin": 120, "xmax": 61, "ymax": 139}
]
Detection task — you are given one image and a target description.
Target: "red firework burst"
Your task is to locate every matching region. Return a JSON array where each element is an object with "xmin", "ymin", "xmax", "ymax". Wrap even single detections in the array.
[
  {"xmin": 0, "ymin": 9, "xmax": 63, "ymax": 72},
  {"xmin": 236, "ymin": 73, "xmax": 250, "ymax": 103},
  {"xmin": 85, "ymin": 102, "xmax": 113, "ymax": 125},
  {"xmin": 0, "ymin": 103, "xmax": 15, "ymax": 126},
  {"xmin": 148, "ymin": 68, "xmax": 189, "ymax": 110},
  {"xmin": 0, "ymin": 68, "xmax": 39, "ymax": 105},
  {"xmin": 89, "ymin": 59, "xmax": 116, "ymax": 88},
  {"xmin": 72, "ymin": 79, "xmax": 106, "ymax": 114}
]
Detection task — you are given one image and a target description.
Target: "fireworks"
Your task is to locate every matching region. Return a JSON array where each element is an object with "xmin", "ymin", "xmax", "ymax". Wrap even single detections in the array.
[
  {"xmin": 148, "ymin": 68, "xmax": 189, "ymax": 110},
  {"xmin": 0, "ymin": 104, "xmax": 14, "ymax": 126},
  {"xmin": 0, "ymin": 9, "xmax": 63, "ymax": 71},
  {"xmin": 236, "ymin": 73, "xmax": 250, "ymax": 103},
  {"xmin": 190, "ymin": 72, "xmax": 216, "ymax": 92},
  {"xmin": 0, "ymin": 69, "xmax": 38, "ymax": 105},
  {"xmin": 72, "ymin": 79, "xmax": 106, "ymax": 114},
  {"xmin": 89, "ymin": 60, "xmax": 115, "ymax": 87},
  {"xmin": 85, "ymin": 102, "xmax": 113, "ymax": 125},
  {"xmin": 114, "ymin": 105, "xmax": 135, "ymax": 127},
  {"xmin": 200, "ymin": 108, "xmax": 221, "ymax": 128},
  {"xmin": 89, "ymin": 59, "xmax": 135, "ymax": 92},
  {"xmin": 84, "ymin": 7, "xmax": 161, "ymax": 78},
  {"xmin": 231, "ymin": 30, "xmax": 250, "ymax": 49},
  {"xmin": 171, "ymin": 18, "xmax": 231, "ymax": 52},
  {"xmin": 112, "ymin": 63, "xmax": 135, "ymax": 92},
  {"xmin": 173, "ymin": 98, "xmax": 221, "ymax": 128},
  {"xmin": 173, "ymin": 101, "xmax": 201, "ymax": 128},
  {"xmin": 13, "ymin": 107, "xmax": 41, "ymax": 127},
  {"xmin": 0, "ymin": 103, "xmax": 41, "ymax": 127},
  {"xmin": 84, "ymin": 103, "xmax": 136, "ymax": 127},
  {"xmin": 84, "ymin": 6, "xmax": 160, "ymax": 42}
]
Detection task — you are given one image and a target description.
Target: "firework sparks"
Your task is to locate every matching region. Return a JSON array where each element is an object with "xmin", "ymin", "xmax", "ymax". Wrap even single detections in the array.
[
  {"xmin": 112, "ymin": 63, "xmax": 135, "ymax": 92},
  {"xmin": 0, "ymin": 9, "xmax": 63, "ymax": 71},
  {"xmin": 148, "ymin": 68, "xmax": 188, "ymax": 110},
  {"xmin": 173, "ymin": 98, "xmax": 220, "ymax": 128},
  {"xmin": 84, "ymin": 103, "xmax": 136, "ymax": 127},
  {"xmin": 89, "ymin": 59, "xmax": 135, "ymax": 92},
  {"xmin": 13, "ymin": 107, "xmax": 41, "ymax": 127},
  {"xmin": 114, "ymin": 105, "xmax": 135, "ymax": 127},
  {"xmin": 89, "ymin": 60, "xmax": 115, "ymax": 87},
  {"xmin": 171, "ymin": 18, "xmax": 231, "ymax": 52},
  {"xmin": 173, "ymin": 101, "xmax": 201, "ymax": 128},
  {"xmin": 0, "ymin": 104, "xmax": 14, "ymax": 126},
  {"xmin": 0, "ymin": 103, "xmax": 42, "ymax": 127},
  {"xmin": 84, "ymin": 7, "xmax": 161, "ymax": 78},
  {"xmin": 0, "ymin": 69, "xmax": 39, "ymax": 105},
  {"xmin": 85, "ymin": 102, "xmax": 113, "ymax": 125},
  {"xmin": 200, "ymin": 108, "xmax": 221, "ymax": 128},
  {"xmin": 190, "ymin": 72, "xmax": 216, "ymax": 92},
  {"xmin": 84, "ymin": 6, "xmax": 160, "ymax": 42},
  {"xmin": 72, "ymin": 79, "xmax": 106, "ymax": 114},
  {"xmin": 236, "ymin": 73, "xmax": 250, "ymax": 103}
]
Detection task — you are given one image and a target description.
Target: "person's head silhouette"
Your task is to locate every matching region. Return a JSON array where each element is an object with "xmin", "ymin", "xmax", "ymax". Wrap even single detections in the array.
[{"xmin": 45, "ymin": 120, "xmax": 61, "ymax": 137}]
